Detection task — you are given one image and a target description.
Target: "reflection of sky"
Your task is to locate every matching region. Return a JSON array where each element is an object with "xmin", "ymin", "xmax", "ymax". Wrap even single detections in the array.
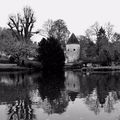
[
  {"xmin": 32, "ymin": 97, "xmax": 120, "ymax": 120},
  {"xmin": 0, "ymin": 98, "xmax": 120, "ymax": 120},
  {"xmin": 0, "ymin": 105, "xmax": 8, "ymax": 120},
  {"xmin": 1, "ymin": 71, "xmax": 120, "ymax": 120},
  {"xmin": 32, "ymin": 98, "xmax": 120, "ymax": 120}
]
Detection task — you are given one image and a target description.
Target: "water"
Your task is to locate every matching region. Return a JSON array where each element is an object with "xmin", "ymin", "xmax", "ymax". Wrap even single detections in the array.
[{"xmin": 0, "ymin": 71, "xmax": 120, "ymax": 120}]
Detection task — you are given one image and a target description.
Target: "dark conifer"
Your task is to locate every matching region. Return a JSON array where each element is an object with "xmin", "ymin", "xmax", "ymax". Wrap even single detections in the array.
[
  {"xmin": 37, "ymin": 37, "xmax": 65, "ymax": 71},
  {"xmin": 96, "ymin": 27, "xmax": 109, "ymax": 55}
]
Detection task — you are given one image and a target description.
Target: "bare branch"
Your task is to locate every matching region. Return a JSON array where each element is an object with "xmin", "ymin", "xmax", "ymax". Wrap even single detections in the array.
[{"xmin": 8, "ymin": 6, "xmax": 36, "ymax": 42}]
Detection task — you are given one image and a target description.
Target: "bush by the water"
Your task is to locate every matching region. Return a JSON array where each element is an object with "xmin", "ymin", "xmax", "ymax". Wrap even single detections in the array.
[
  {"xmin": 37, "ymin": 37, "xmax": 65, "ymax": 70},
  {"xmin": 23, "ymin": 60, "xmax": 41, "ymax": 68}
]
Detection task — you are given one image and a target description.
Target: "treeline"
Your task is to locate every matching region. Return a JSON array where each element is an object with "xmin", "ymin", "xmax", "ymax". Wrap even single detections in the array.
[
  {"xmin": 79, "ymin": 24, "xmax": 120, "ymax": 66},
  {"xmin": 0, "ymin": 6, "xmax": 120, "ymax": 66}
]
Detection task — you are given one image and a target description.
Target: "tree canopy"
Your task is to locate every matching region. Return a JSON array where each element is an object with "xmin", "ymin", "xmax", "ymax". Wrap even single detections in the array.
[
  {"xmin": 40, "ymin": 19, "xmax": 70, "ymax": 49},
  {"xmin": 37, "ymin": 37, "xmax": 65, "ymax": 70}
]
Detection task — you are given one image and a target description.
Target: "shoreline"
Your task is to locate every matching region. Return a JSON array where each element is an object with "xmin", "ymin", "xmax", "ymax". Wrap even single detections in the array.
[
  {"xmin": 0, "ymin": 64, "xmax": 34, "ymax": 72},
  {"xmin": 65, "ymin": 63, "xmax": 120, "ymax": 72},
  {"xmin": 81, "ymin": 66, "xmax": 120, "ymax": 72},
  {"xmin": 1, "ymin": 63, "xmax": 120, "ymax": 72}
]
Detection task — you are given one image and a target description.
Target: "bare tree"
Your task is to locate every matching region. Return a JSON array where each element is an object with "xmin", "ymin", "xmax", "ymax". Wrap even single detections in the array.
[
  {"xmin": 85, "ymin": 22, "xmax": 114, "ymax": 41},
  {"xmin": 38, "ymin": 19, "xmax": 70, "ymax": 49},
  {"xmin": 49, "ymin": 19, "xmax": 70, "ymax": 42},
  {"xmin": 39, "ymin": 19, "xmax": 54, "ymax": 38},
  {"xmin": 104, "ymin": 22, "xmax": 114, "ymax": 40},
  {"xmin": 8, "ymin": 6, "xmax": 36, "ymax": 42},
  {"xmin": 85, "ymin": 22, "xmax": 100, "ymax": 39}
]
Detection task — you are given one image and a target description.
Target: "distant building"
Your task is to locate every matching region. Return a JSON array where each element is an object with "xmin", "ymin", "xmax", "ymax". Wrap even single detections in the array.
[{"xmin": 66, "ymin": 33, "xmax": 80, "ymax": 63}]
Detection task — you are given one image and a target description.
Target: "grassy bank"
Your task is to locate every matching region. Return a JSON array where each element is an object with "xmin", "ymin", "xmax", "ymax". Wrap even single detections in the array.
[
  {"xmin": 0, "ymin": 60, "xmax": 41, "ymax": 71},
  {"xmin": 81, "ymin": 66, "xmax": 120, "ymax": 72},
  {"xmin": 0, "ymin": 63, "xmax": 31, "ymax": 71}
]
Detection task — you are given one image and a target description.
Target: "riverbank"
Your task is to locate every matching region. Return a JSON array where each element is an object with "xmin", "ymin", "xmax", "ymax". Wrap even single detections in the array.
[
  {"xmin": 1, "ymin": 63, "xmax": 120, "ymax": 72},
  {"xmin": 0, "ymin": 64, "xmax": 33, "ymax": 72},
  {"xmin": 65, "ymin": 63, "xmax": 82, "ymax": 70},
  {"xmin": 82, "ymin": 66, "xmax": 120, "ymax": 72},
  {"xmin": 65, "ymin": 62, "xmax": 120, "ymax": 72}
]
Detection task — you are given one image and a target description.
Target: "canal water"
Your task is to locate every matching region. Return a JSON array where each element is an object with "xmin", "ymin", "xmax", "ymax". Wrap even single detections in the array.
[{"xmin": 0, "ymin": 70, "xmax": 120, "ymax": 120}]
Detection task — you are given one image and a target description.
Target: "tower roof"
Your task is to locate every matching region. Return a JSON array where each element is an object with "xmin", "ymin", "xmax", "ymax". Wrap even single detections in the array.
[{"xmin": 67, "ymin": 33, "xmax": 79, "ymax": 44}]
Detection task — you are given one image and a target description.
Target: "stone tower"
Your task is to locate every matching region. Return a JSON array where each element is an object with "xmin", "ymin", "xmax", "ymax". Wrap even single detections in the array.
[{"xmin": 66, "ymin": 33, "xmax": 80, "ymax": 63}]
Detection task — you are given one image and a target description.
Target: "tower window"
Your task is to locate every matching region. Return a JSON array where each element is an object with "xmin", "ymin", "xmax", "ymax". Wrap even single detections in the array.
[{"xmin": 73, "ymin": 49, "xmax": 75, "ymax": 51}]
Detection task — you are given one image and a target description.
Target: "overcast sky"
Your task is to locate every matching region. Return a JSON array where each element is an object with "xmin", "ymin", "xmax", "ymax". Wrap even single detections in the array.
[{"xmin": 0, "ymin": 0, "xmax": 120, "ymax": 41}]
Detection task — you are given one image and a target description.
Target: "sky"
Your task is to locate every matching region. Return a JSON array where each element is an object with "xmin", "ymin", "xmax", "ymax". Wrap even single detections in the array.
[{"xmin": 0, "ymin": 0, "xmax": 120, "ymax": 42}]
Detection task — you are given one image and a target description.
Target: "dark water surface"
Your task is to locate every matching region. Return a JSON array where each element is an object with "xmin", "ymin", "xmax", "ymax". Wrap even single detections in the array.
[{"xmin": 0, "ymin": 71, "xmax": 120, "ymax": 120}]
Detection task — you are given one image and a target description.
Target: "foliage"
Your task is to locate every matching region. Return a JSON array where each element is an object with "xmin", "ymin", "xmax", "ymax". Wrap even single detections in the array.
[
  {"xmin": 77, "ymin": 35, "xmax": 90, "ymax": 59},
  {"xmin": 112, "ymin": 32, "xmax": 120, "ymax": 42},
  {"xmin": 39, "ymin": 19, "xmax": 54, "ymax": 38},
  {"xmin": 40, "ymin": 19, "xmax": 70, "ymax": 49},
  {"xmin": 78, "ymin": 35, "xmax": 97, "ymax": 60},
  {"xmin": 49, "ymin": 19, "xmax": 70, "ymax": 41},
  {"xmin": 85, "ymin": 40, "xmax": 96, "ymax": 58},
  {"xmin": 99, "ymin": 48, "xmax": 111, "ymax": 66},
  {"xmin": 85, "ymin": 22, "xmax": 114, "ymax": 42},
  {"xmin": 111, "ymin": 40, "xmax": 120, "ymax": 62},
  {"xmin": 0, "ymin": 28, "xmax": 38, "ymax": 63},
  {"xmin": 104, "ymin": 22, "xmax": 114, "ymax": 40},
  {"xmin": 37, "ymin": 37, "xmax": 65, "ymax": 70},
  {"xmin": 96, "ymin": 27, "xmax": 109, "ymax": 55},
  {"xmin": 85, "ymin": 22, "xmax": 100, "ymax": 40}
]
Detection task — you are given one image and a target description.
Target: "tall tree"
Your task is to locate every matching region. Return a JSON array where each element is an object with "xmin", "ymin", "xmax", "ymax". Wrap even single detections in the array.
[
  {"xmin": 96, "ymin": 27, "xmax": 113, "ymax": 65},
  {"xmin": 104, "ymin": 22, "xmax": 114, "ymax": 40},
  {"xmin": 39, "ymin": 19, "xmax": 54, "ymax": 38},
  {"xmin": 78, "ymin": 35, "xmax": 91, "ymax": 59},
  {"xmin": 49, "ymin": 19, "xmax": 70, "ymax": 40},
  {"xmin": 8, "ymin": 6, "xmax": 36, "ymax": 42},
  {"xmin": 85, "ymin": 22, "xmax": 114, "ymax": 42},
  {"xmin": 49, "ymin": 19, "xmax": 70, "ymax": 49},
  {"xmin": 85, "ymin": 40, "xmax": 97, "ymax": 58},
  {"xmin": 37, "ymin": 37, "xmax": 65, "ymax": 70},
  {"xmin": 39, "ymin": 19, "xmax": 70, "ymax": 49},
  {"xmin": 85, "ymin": 22, "xmax": 100, "ymax": 40},
  {"xmin": 96, "ymin": 27, "xmax": 109, "ymax": 55}
]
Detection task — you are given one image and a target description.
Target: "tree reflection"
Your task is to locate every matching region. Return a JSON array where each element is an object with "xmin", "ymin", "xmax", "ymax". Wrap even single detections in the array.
[
  {"xmin": 0, "ymin": 72, "xmax": 37, "ymax": 120},
  {"xmin": 82, "ymin": 72, "xmax": 120, "ymax": 115},
  {"xmin": 8, "ymin": 96, "xmax": 35, "ymax": 120},
  {"xmin": 36, "ymin": 70, "xmax": 68, "ymax": 114},
  {"xmin": 2, "ymin": 70, "xmax": 120, "ymax": 118}
]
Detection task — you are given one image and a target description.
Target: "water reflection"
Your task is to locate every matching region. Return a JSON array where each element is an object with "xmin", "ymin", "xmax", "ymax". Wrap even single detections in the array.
[
  {"xmin": 82, "ymin": 72, "xmax": 120, "ymax": 115},
  {"xmin": 8, "ymin": 99, "xmax": 34, "ymax": 120},
  {"xmin": 0, "ymin": 72, "xmax": 36, "ymax": 120},
  {"xmin": 65, "ymin": 71, "xmax": 80, "ymax": 101},
  {"xmin": 35, "ymin": 71, "xmax": 68, "ymax": 114},
  {"xmin": 0, "ymin": 71, "xmax": 120, "ymax": 119}
]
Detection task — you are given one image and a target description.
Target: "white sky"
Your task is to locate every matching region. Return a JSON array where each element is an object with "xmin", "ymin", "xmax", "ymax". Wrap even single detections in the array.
[{"xmin": 0, "ymin": 0, "xmax": 120, "ymax": 42}]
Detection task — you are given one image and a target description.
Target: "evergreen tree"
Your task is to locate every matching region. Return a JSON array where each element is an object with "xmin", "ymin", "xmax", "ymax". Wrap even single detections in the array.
[
  {"xmin": 85, "ymin": 40, "xmax": 96, "ymax": 58},
  {"xmin": 96, "ymin": 27, "xmax": 112, "ymax": 65},
  {"xmin": 37, "ymin": 37, "xmax": 65, "ymax": 70},
  {"xmin": 96, "ymin": 27, "xmax": 109, "ymax": 55}
]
